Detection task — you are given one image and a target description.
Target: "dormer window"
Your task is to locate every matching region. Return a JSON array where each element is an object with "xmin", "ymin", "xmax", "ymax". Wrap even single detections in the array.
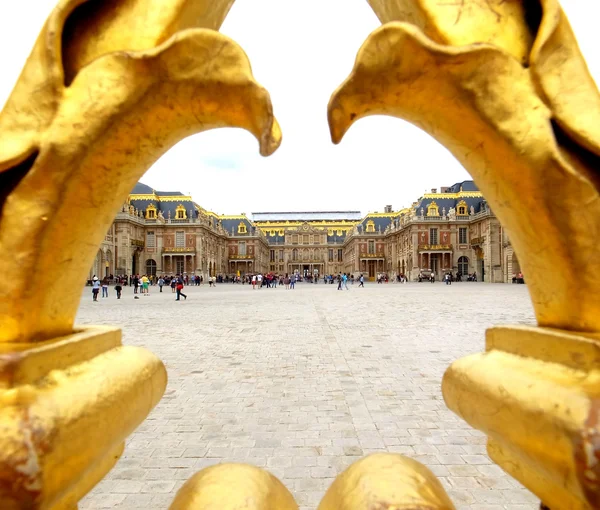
[
  {"xmin": 175, "ymin": 204, "xmax": 187, "ymax": 219},
  {"xmin": 366, "ymin": 220, "xmax": 375, "ymax": 233},
  {"xmin": 145, "ymin": 204, "xmax": 157, "ymax": 219},
  {"xmin": 457, "ymin": 200, "xmax": 468, "ymax": 216},
  {"xmin": 427, "ymin": 201, "xmax": 440, "ymax": 217},
  {"xmin": 238, "ymin": 222, "xmax": 247, "ymax": 234}
]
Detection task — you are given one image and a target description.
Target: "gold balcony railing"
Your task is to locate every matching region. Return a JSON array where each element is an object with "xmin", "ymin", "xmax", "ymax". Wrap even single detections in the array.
[
  {"xmin": 418, "ymin": 244, "xmax": 452, "ymax": 251},
  {"xmin": 162, "ymin": 247, "xmax": 195, "ymax": 254}
]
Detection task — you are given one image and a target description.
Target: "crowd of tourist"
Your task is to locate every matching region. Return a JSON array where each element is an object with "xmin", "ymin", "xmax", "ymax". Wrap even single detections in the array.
[{"xmin": 90, "ymin": 267, "xmax": 523, "ymax": 301}]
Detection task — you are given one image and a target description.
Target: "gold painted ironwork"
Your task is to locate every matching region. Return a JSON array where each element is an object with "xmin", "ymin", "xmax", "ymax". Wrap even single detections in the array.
[
  {"xmin": 328, "ymin": 0, "xmax": 600, "ymax": 507},
  {"xmin": 1, "ymin": 0, "xmax": 600, "ymax": 508}
]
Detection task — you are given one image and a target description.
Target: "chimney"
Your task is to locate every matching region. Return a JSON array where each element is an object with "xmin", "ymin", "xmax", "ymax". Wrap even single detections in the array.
[
  {"xmin": 440, "ymin": 187, "xmax": 449, "ymax": 193},
  {"xmin": 431, "ymin": 188, "xmax": 437, "ymax": 194},
  {"xmin": 384, "ymin": 205, "xmax": 392, "ymax": 213}
]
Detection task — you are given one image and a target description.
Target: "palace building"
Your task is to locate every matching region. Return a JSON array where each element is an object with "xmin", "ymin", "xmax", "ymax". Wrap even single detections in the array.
[{"xmin": 92, "ymin": 180, "xmax": 521, "ymax": 282}]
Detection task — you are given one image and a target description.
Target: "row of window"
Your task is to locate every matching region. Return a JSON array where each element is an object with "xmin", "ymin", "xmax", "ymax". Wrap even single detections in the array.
[
  {"xmin": 146, "ymin": 231, "xmax": 187, "ymax": 248},
  {"xmin": 423, "ymin": 228, "xmax": 468, "ymax": 245},
  {"xmin": 147, "ymin": 227, "xmax": 470, "ymax": 251}
]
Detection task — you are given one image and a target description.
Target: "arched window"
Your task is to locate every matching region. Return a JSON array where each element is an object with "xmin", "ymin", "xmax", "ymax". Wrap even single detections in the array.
[
  {"xmin": 366, "ymin": 220, "xmax": 375, "ymax": 233},
  {"xmin": 146, "ymin": 259, "xmax": 157, "ymax": 276},
  {"xmin": 175, "ymin": 204, "xmax": 187, "ymax": 219},
  {"xmin": 145, "ymin": 204, "xmax": 157, "ymax": 219},
  {"xmin": 458, "ymin": 256, "xmax": 469, "ymax": 275},
  {"xmin": 427, "ymin": 201, "xmax": 440, "ymax": 216},
  {"xmin": 238, "ymin": 222, "xmax": 247, "ymax": 234},
  {"xmin": 457, "ymin": 200, "xmax": 468, "ymax": 216}
]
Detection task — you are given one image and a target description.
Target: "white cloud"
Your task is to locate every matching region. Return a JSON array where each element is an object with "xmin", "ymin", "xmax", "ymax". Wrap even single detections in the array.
[{"xmin": 1, "ymin": 0, "xmax": 598, "ymax": 216}]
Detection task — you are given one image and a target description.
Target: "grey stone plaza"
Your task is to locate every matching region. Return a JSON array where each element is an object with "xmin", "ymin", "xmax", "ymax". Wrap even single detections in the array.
[{"xmin": 78, "ymin": 282, "xmax": 539, "ymax": 509}]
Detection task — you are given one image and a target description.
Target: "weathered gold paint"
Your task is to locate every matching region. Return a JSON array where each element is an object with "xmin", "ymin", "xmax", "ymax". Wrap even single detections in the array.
[
  {"xmin": 329, "ymin": 0, "xmax": 600, "ymax": 507},
  {"xmin": 0, "ymin": 326, "xmax": 166, "ymax": 508}
]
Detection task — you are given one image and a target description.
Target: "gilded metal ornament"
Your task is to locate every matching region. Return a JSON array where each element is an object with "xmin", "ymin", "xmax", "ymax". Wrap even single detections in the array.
[{"xmin": 0, "ymin": 0, "xmax": 599, "ymax": 508}]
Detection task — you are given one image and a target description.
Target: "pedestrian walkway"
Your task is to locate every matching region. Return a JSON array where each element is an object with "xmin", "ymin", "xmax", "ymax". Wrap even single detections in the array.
[{"xmin": 77, "ymin": 282, "xmax": 539, "ymax": 509}]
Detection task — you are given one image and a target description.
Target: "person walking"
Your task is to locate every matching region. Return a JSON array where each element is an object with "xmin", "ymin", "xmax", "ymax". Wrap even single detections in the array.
[
  {"xmin": 171, "ymin": 277, "xmax": 177, "ymax": 293},
  {"xmin": 342, "ymin": 273, "xmax": 349, "ymax": 290},
  {"xmin": 158, "ymin": 276, "xmax": 164, "ymax": 292},
  {"xmin": 176, "ymin": 277, "xmax": 187, "ymax": 301},
  {"xmin": 337, "ymin": 273, "xmax": 342, "ymax": 290},
  {"xmin": 251, "ymin": 274, "xmax": 257, "ymax": 289},
  {"xmin": 289, "ymin": 275, "xmax": 295, "ymax": 289},
  {"xmin": 101, "ymin": 277, "xmax": 109, "ymax": 298},
  {"xmin": 114, "ymin": 282, "xmax": 122, "ymax": 299},
  {"xmin": 92, "ymin": 276, "xmax": 100, "ymax": 301},
  {"xmin": 358, "ymin": 274, "xmax": 365, "ymax": 288}
]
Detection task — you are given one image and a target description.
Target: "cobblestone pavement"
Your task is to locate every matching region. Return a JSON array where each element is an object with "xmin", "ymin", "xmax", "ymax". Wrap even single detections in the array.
[{"xmin": 77, "ymin": 281, "xmax": 539, "ymax": 510}]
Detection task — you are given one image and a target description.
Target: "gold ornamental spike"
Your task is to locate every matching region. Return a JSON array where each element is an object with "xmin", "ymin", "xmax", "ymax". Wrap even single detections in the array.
[
  {"xmin": 329, "ymin": 1, "xmax": 600, "ymax": 507},
  {"xmin": 0, "ymin": 1, "xmax": 281, "ymax": 344},
  {"xmin": 169, "ymin": 464, "xmax": 298, "ymax": 510},
  {"xmin": 317, "ymin": 454, "xmax": 456, "ymax": 510},
  {"xmin": 328, "ymin": 9, "xmax": 600, "ymax": 334},
  {"xmin": 0, "ymin": 0, "xmax": 237, "ymax": 173}
]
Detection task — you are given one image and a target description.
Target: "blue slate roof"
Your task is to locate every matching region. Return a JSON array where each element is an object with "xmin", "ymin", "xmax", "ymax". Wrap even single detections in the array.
[
  {"xmin": 446, "ymin": 180, "xmax": 479, "ymax": 193},
  {"xmin": 221, "ymin": 217, "xmax": 255, "ymax": 236},
  {"xmin": 360, "ymin": 215, "xmax": 394, "ymax": 233},
  {"xmin": 131, "ymin": 182, "xmax": 154, "ymax": 194}
]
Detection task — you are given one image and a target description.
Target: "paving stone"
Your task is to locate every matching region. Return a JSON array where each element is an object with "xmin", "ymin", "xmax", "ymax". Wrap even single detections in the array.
[{"xmin": 77, "ymin": 282, "xmax": 538, "ymax": 509}]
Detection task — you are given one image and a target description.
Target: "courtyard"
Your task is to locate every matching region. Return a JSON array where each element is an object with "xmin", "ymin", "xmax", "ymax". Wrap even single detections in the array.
[{"xmin": 78, "ymin": 282, "xmax": 539, "ymax": 510}]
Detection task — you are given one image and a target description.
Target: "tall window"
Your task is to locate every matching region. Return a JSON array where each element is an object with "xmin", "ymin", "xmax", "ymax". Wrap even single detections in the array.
[
  {"xmin": 459, "ymin": 227, "xmax": 468, "ymax": 244},
  {"xmin": 270, "ymin": 249, "xmax": 275, "ymax": 262},
  {"xmin": 303, "ymin": 234, "xmax": 309, "ymax": 244},
  {"xmin": 427, "ymin": 202, "xmax": 439, "ymax": 216},
  {"xmin": 328, "ymin": 249, "xmax": 334, "ymax": 262},
  {"xmin": 368, "ymin": 240, "xmax": 375, "ymax": 254},
  {"xmin": 458, "ymin": 256, "xmax": 469, "ymax": 274},
  {"xmin": 314, "ymin": 235, "xmax": 320, "ymax": 244},
  {"xmin": 292, "ymin": 235, "xmax": 298, "ymax": 245},
  {"xmin": 337, "ymin": 249, "xmax": 343, "ymax": 262},
  {"xmin": 146, "ymin": 231, "xmax": 155, "ymax": 248},
  {"xmin": 175, "ymin": 205, "xmax": 186, "ymax": 219},
  {"xmin": 279, "ymin": 249, "xmax": 284, "ymax": 262},
  {"xmin": 239, "ymin": 241, "xmax": 246, "ymax": 256},
  {"xmin": 175, "ymin": 231, "xmax": 184, "ymax": 247},
  {"xmin": 429, "ymin": 228, "xmax": 438, "ymax": 245},
  {"xmin": 146, "ymin": 259, "xmax": 157, "ymax": 276}
]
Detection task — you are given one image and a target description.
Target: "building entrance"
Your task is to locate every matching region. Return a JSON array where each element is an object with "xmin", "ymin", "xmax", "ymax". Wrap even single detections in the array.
[{"xmin": 368, "ymin": 260, "xmax": 376, "ymax": 279}]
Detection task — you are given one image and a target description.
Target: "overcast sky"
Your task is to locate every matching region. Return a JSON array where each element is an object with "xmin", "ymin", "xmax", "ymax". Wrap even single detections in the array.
[{"xmin": 1, "ymin": 1, "xmax": 598, "ymax": 216}]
